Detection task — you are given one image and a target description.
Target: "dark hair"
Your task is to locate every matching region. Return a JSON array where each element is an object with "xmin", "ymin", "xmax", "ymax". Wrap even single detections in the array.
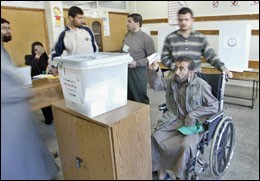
[
  {"xmin": 31, "ymin": 41, "xmax": 44, "ymax": 56},
  {"xmin": 68, "ymin": 6, "xmax": 84, "ymax": 18},
  {"xmin": 176, "ymin": 56, "xmax": 195, "ymax": 71},
  {"xmin": 1, "ymin": 18, "xmax": 10, "ymax": 24},
  {"xmin": 178, "ymin": 7, "xmax": 193, "ymax": 17},
  {"xmin": 128, "ymin": 13, "xmax": 143, "ymax": 27}
]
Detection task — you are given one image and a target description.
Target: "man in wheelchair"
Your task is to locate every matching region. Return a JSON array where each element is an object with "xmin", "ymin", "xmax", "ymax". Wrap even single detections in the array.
[{"xmin": 147, "ymin": 56, "xmax": 220, "ymax": 180}]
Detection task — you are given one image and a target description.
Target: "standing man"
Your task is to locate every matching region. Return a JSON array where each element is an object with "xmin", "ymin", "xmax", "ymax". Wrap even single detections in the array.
[
  {"xmin": 52, "ymin": 6, "xmax": 98, "ymax": 58},
  {"xmin": 161, "ymin": 7, "xmax": 233, "ymax": 78},
  {"xmin": 49, "ymin": 6, "xmax": 98, "ymax": 74},
  {"xmin": 1, "ymin": 19, "xmax": 16, "ymax": 70},
  {"xmin": 1, "ymin": 18, "xmax": 59, "ymax": 180},
  {"xmin": 122, "ymin": 13, "xmax": 156, "ymax": 104}
]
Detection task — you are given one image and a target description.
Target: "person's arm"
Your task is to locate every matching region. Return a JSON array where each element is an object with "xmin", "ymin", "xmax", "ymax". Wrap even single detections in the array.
[
  {"xmin": 135, "ymin": 35, "xmax": 156, "ymax": 67},
  {"xmin": 202, "ymin": 38, "xmax": 233, "ymax": 78},
  {"xmin": 1, "ymin": 69, "xmax": 32, "ymax": 103},
  {"xmin": 38, "ymin": 53, "xmax": 49, "ymax": 73},
  {"xmin": 82, "ymin": 26, "xmax": 99, "ymax": 53},
  {"xmin": 146, "ymin": 61, "xmax": 168, "ymax": 91},
  {"xmin": 25, "ymin": 55, "xmax": 33, "ymax": 66},
  {"xmin": 184, "ymin": 83, "xmax": 219, "ymax": 126},
  {"xmin": 51, "ymin": 30, "xmax": 66, "ymax": 60},
  {"xmin": 161, "ymin": 36, "xmax": 174, "ymax": 68},
  {"xmin": 25, "ymin": 54, "xmax": 41, "ymax": 76}
]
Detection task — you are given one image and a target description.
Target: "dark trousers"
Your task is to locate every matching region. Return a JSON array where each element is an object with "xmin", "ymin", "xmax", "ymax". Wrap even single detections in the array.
[
  {"xmin": 41, "ymin": 106, "xmax": 53, "ymax": 124},
  {"xmin": 128, "ymin": 67, "xmax": 149, "ymax": 104}
]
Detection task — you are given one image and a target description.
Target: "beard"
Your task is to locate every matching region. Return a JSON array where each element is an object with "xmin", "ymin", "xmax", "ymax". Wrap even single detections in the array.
[
  {"xmin": 174, "ymin": 74, "xmax": 189, "ymax": 83},
  {"xmin": 72, "ymin": 19, "xmax": 82, "ymax": 28},
  {"xmin": 2, "ymin": 34, "xmax": 12, "ymax": 42}
]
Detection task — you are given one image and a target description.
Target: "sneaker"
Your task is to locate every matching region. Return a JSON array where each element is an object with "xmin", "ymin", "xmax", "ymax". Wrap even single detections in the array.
[
  {"xmin": 158, "ymin": 172, "xmax": 171, "ymax": 180},
  {"xmin": 162, "ymin": 173, "xmax": 171, "ymax": 180}
]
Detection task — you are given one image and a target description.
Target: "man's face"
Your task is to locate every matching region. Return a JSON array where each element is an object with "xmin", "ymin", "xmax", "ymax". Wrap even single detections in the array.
[
  {"xmin": 1, "ymin": 22, "xmax": 12, "ymax": 42},
  {"xmin": 70, "ymin": 14, "xmax": 85, "ymax": 27},
  {"xmin": 126, "ymin": 17, "xmax": 138, "ymax": 32},
  {"xmin": 178, "ymin": 13, "xmax": 193, "ymax": 31},
  {"xmin": 174, "ymin": 61, "xmax": 192, "ymax": 83}
]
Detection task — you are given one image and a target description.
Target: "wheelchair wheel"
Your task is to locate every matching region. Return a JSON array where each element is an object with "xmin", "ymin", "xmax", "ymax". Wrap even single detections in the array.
[{"xmin": 209, "ymin": 116, "xmax": 235, "ymax": 177}]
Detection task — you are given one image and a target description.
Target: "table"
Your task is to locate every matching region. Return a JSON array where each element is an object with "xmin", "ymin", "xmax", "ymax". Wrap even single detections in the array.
[{"xmin": 30, "ymin": 78, "xmax": 64, "ymax": 110}]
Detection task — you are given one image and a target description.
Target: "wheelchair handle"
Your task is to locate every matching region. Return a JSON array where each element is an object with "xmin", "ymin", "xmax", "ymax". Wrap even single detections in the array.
[{"xmin": 223, "ymin": 71, "xmax": 229, "ymax": 82}]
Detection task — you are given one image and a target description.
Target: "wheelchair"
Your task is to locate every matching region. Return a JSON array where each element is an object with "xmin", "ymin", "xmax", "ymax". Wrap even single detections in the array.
[{"xmin": 158, "ymin": 72, "xmax": 236, "ymax": 180}]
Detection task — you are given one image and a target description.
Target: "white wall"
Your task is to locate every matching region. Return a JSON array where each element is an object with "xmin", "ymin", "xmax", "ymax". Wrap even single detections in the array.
[
  {"xmin": 131, "ymin": 1, "xmax": 259, "ymax": 61},
  {"xmin": 1, "ymin": 1, "xmax": 44, "ymax": 9},
  {"xmin": 2, "ymin": 1, "xmax": 259, "ymax": 61},
  {"xmin": 131, "ymin": 1, "xmax": 168, "ymax": 19},
  {"xmin": 186, "ymin": 1, "xmax": 259, "ymax": 16}
]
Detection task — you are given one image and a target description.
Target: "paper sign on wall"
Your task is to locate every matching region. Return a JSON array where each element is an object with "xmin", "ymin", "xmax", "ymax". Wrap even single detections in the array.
[{"xmin": 218, "ymin": 22, "xmax": 251, "ymax": 72}]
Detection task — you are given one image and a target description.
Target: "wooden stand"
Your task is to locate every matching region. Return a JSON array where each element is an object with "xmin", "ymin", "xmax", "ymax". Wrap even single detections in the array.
[{"xmin": 52, "ymin": 100, "xmax": 152, "ymax": 180}]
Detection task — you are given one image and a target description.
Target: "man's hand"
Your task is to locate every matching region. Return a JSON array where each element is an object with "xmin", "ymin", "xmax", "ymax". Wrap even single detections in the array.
[
  {"xmin": 148, "ymin": 60, "xmax": 159, "ymax": 71},
  {"xmin": 50, "ymin": 67, "xmax": 59, "ymax": 76},
  {"xmin": 184, "ymin": 114, "xmax": 196, "ymax": 127},
  {"xmin": 128, "ymin": 61, "xmax": 137, "ymax": 68},
  {"xmin": 226, "ymin": 70, "xmax": 233, "ymax": 79},
  {"xmin": 223, "ymin": 69, "xmax": 233, "ymax": 80}
]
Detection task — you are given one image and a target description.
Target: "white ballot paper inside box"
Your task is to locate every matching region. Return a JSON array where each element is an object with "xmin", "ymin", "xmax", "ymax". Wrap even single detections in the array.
[{"xmin": 147, "ymin": 53, "xmax": 160, "ymax": 65}]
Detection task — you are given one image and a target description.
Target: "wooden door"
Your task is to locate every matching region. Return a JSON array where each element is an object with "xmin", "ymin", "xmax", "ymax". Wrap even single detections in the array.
[
  {"xmin": 1, "ymin": 7, "xmax": 49, "ymax": 66},
  {"xmin": 88, "ymin": 18, "xmax": 103, "ymax": 52},
  {"xmin": 102, "ymin": 12, "xmax": 128, "ymax": 52}
]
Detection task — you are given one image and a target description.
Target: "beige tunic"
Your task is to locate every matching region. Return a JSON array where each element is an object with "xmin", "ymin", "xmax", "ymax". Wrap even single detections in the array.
[{"xmin": 147, "ymin": 68, "xmax": 218, "ymax": 178}]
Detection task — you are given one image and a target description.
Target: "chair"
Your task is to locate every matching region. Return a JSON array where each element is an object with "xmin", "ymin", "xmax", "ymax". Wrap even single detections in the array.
[{"xmin": 158, "ymin": 72, "xmax": 236, "ymax": 180}]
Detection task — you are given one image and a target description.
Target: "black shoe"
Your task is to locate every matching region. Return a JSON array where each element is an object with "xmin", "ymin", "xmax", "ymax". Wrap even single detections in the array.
[
  {"xmin": 52, "ymin": 151, "xmax": 59, "ymax": 158},
  {"xmin": 45, "ymin": 120, "xmax": 53, "ymax": 125},
  {"xmin": 152, "ymin": 171, "xmax": 158, "ymax": 180}
]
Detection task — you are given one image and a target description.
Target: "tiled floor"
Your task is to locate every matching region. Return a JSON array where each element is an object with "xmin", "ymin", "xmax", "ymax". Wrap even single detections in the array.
[{"xmin": 33, "ymin": 84, "xmax": 259, "ymax": 180}]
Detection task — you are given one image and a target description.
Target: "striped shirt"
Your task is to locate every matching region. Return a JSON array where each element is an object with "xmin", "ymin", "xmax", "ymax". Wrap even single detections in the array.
[{"xmin": 161, "ymin": 29, "xmax": 227, "ymax": 71}]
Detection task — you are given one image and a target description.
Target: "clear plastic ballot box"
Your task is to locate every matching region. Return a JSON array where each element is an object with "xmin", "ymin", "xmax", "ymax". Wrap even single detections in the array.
[{"xmin": 53, "ymin": 52, "xmax": 133, "ymax": 118}]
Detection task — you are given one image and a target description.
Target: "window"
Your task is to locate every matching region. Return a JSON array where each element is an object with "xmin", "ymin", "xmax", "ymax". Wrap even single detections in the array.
[{"xmin": 168, "ymin": 1, "xmax": 186, "ymax": 25}]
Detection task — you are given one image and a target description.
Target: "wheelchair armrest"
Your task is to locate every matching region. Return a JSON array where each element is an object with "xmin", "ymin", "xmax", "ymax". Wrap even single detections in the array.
[
  {"xmin": 205, "ymin": 111, "xmax": 224, "ymax": 124},
  {"xmin": 158, "ymin": 103, "xmax": 167, "ymax": 111}
]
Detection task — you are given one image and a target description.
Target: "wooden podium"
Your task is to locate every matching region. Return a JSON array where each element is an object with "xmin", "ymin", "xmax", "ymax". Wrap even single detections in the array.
[{"xmin": 52, "ymin": 100, "xmax": 152, "ymax": 180}]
